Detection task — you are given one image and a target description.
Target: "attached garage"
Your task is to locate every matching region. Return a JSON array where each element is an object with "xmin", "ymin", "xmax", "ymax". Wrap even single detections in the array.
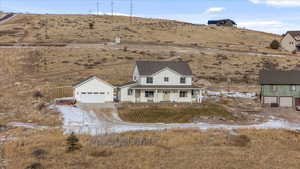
[
  {"xmin": 264, "ymin": 97, "xmax": 277, "ymax": 104},
  {"xmin": 279, "ymin": 97, "xmax": 293, "ymax": 107},
  {"xmin": 73, "ymin": 76, "xmax": 114, "ymax": 103}
]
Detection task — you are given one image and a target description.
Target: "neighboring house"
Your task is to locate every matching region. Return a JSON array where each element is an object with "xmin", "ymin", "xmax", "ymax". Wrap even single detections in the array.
[
  {"xmin": 73, "ymin": 76, "xmax": 114, "ymax": 103},
  {"xmin": 208, "ymin": 19, "xmax": 237, "ymax": 27},
  {"xmin": 280, "ymin": 31, "xmax": 300, "ymax": 52},
  {"xmin": 118, "ymin": 61, "xmax": 205, "ymax": 103},
  {"xmin": 260, "ymin": 70, "xmax": 300, "ymax": 107}
]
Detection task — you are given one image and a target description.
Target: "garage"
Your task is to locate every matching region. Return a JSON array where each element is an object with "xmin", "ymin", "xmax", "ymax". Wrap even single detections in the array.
[
  {"xmin": 264, "ymin": 97, "xmax": 277, "ymax": 104},
  {"xmin": 279, "ymin": 97, "xmax": 293, "ymax": 107},
  {"xmin": 73, "ymin": 76, "xmax": 114, "ymax": 103}
]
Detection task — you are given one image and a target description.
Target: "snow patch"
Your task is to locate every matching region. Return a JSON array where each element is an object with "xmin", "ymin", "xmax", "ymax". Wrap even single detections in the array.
[
  {"xmin": 207, "ymin": 90, "xmax": 256, "ymax": 99},
  {"xmin": 55, "ymin": 105, "xmax": 300, "ymax": 135}
]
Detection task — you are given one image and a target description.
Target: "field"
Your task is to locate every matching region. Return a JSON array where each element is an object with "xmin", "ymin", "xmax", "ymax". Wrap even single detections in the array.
[{"xmin": 4, "ymin": 128, "xmax": 300, "ymax": 169}]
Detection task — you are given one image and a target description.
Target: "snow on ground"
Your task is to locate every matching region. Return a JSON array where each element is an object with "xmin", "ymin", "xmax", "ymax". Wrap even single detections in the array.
[
  {"xmin": 207, "ymin": 91, "xmax": 256, "ymax": 99},
  {"xmin": 55, "ymin": 105, "xmax": 300, "ymax": 135}
]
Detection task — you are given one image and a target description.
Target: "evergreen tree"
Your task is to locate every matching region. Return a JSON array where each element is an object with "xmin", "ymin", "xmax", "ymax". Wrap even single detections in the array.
[{"xmin": 66, "ymin": 132, "xmax": 81, "ymax": 152}]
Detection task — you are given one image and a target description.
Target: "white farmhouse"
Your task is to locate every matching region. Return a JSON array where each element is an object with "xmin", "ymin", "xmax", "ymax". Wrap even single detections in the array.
[
  {"xmin": 73, "ymin": 76, "xmax": 115, "ymax": 103},
  {"xmin": 281, "ymin": 31, "xmax": 300, "ymax": 52},
  {"xmin": 118, "ymin": 61, "xmax": 205, "ymax": 103}
]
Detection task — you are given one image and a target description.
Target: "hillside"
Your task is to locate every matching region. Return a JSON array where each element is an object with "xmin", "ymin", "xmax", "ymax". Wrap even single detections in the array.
[
  {"xmin": 0, "ymin": 13, "xmax": 298, "ymax": 126},
  {"xmin": 0, "ymin": 14, "xmax": 280, "ymax": 50}
]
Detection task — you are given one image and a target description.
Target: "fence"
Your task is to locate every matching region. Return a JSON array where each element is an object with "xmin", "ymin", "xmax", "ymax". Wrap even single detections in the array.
[{"xmin": 44, "ymin": 86, "xmax": 73, "ymax": 101}]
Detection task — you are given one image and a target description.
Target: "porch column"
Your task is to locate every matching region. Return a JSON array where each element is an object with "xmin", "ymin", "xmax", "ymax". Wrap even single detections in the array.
[{"xmin": 155, "ymin": 89, "xmax": 158, "ymax": 103}]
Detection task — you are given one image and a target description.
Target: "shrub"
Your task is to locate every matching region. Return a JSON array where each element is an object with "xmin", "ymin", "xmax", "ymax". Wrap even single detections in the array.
[
  {"xmin": 33, "ymin": 91, "xmax": 43, "ymax": 98},
  {"xmin": 227, "ymin": 135, "xmax": 251, "ymax": 147},
  {"xmin": 25, "ymin": 162, "xmax": 44, "ymax": 169},
  {"xmin": 270, "ymin": 40, "xmax": 280, "ymax": 49},
  {"xmin": 89, "ymin": 22, "xmax": 94, "ymax": 29},
  {"xmin": 66, "ymin": 132, "xmax": 81, "ymax": 152},
  {"xmin": 89, "ymin": 150, "xmax": 112, "ymax": 157},
  {"xmin": 32, "ymin": 148, "xmax": 47, "ymax": 159}
]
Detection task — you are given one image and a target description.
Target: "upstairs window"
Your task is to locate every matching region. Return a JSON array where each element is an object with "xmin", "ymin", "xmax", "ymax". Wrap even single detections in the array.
[
  {"xmin": 290, "ymin": 85, "xmax": 296, "ymax": 91},
  {"xmin": 164, "ymin": 77, "xmax": 169, "ymax": 82},
  {"xmin": 272, "ymin": 85, "xmax": 277, "ymax": 92},
  {"xmin": 180, "ymin": 77, "xmax": 186, "ymax": 84},
  {"xmin": 146, "ymin": 77, "xmax": 153, "ymax": 84}
]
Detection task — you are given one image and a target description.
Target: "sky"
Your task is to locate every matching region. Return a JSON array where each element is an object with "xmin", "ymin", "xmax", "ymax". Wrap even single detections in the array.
[{"xmin": 2, "ymin": 0, "xmax": 300, "ymax": 34}]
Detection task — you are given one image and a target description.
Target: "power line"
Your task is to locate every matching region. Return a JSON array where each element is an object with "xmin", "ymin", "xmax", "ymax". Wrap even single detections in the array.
[{"xmin": 130, "ymin": 0, "xmax": 133, "ymax": 24}]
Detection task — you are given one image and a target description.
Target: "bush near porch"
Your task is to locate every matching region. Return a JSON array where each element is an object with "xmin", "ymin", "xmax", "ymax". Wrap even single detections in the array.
[{"xmin": 118, "ymin": 101, "xmax": 237, "ymax": 123}]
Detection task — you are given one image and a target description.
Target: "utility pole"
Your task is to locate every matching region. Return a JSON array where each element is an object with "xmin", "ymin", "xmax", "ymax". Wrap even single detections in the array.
[
  {"xmin": 97, "ymin": 0, "xmax": 99, "ymax": 15},
  {"xmin": 111, "ymin": 0, "xmax": 114, "ymax": 16},
  {"xmin": 130, "ymin": 0, "xmax": 133, "ymax": 24}
]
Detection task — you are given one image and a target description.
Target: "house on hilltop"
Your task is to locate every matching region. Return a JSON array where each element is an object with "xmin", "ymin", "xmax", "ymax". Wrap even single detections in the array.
[
  {"xmin": 260, "ymin": 70, "xmax": 300, "ymax": 107},
  {"xmin": 281, "ymin": 31, "xmax": 300, "ymax": 52},
  {"xmin": 118, "ymin": 61, "xmax": 205, "ymax": 103},
  {"xmin": 208, "ymin": 19, "xmax": 237, "ymax": 27}
]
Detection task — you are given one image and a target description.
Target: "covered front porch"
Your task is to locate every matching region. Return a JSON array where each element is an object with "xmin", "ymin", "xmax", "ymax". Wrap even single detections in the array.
[{"xmin": 130, "ymin": 86, "xmax": 204, "ymax": 103}]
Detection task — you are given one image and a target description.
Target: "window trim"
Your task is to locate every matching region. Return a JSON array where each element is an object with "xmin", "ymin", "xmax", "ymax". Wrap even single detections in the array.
[
  {"xmin": 179, "ymin": 91, "xmax": 188, "ymax": 98},
  {"xmin": 164, "ymin": 77, "xmax": 169, "ymax": 82},
  {"xmin": 291, "ymin": 85, "xmax": 296, "ymax": 91},
  {"xmin": 272, "ymin": 85, "xmax": 277, "ymax": 92},
  {"xmin": 180, "ymin": 77, "xmax": 186, "ymax": 84},
  {"xmin": 128, "ymin": 89, "xmax": 133, "ymax": 96},
  {"xmin": 145, "ymin": 91, "xmax": 154, "ymax": 98},
  {"xmin": 146, "ymin": 77, "xmax": 153, "ymax": 84}
]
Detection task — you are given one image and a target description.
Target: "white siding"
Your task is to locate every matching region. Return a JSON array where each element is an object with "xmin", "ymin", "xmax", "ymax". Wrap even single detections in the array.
[
  {"xmin": 139, "ymin": 68, "xmax": 192, "ymax": 86},
  {"xmin": 133, "ymin": 66, "xmax": 140, "ymax": 82},
  {"xmin": 281, "ymin": 33, "xmax": 297, "ymax": 52},
  {"xmin": 74, "ymin": 78, "xmax": 114, "ymax": 103},
  {"xmin": 119, "ymin": 86, "xmax": 136, "ymax": 102}
]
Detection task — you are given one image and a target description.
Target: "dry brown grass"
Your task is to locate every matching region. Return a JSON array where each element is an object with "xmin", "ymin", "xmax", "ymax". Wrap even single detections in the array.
[
  {"xmin": 0, "ymin": 14, "xmax": 280, "ymax": 51},
  {"xmin": 4, "ymin": 129, "xmax": 300, "ymax": 169}
]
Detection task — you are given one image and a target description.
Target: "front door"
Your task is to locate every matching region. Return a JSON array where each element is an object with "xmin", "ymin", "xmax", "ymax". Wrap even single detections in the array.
[{"xmin": 163, "ymin": 91, "xmax": 170, "ymax": 101}]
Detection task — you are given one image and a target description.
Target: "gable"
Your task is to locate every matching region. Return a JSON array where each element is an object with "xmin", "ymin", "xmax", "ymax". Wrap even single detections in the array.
[
  {"xmin": 74, "ymin": 76, "xmax": 114, "ymax": 89},
  {"xmin": 152, "ymin": 67, "xmax": 183, "ymax": 77}
]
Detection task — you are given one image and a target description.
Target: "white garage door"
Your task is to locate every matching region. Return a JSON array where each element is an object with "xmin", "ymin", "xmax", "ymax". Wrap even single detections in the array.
[
  {"xmin": 264, "ymin": 97, "xmax": 277, "ymax": 104},
  {"xmin": 279, "ymin": 97, "xmax": 293, "ymax": 107},
  {"xmin": 79, "ymin": 92, "xmax": 106, "ymax": 103}
]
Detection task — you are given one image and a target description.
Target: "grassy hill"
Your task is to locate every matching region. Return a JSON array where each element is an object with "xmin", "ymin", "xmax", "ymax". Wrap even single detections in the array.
[{"xmin": 0, "ymin": 14, "xmax": 280, "ymax": 49}]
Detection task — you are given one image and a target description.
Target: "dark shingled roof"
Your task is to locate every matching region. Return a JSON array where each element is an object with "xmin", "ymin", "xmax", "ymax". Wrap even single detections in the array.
[
  {"xmin": 287, "ymin": 31, "xmax": 300, "ymax": 40},
  {"xmin": 260, "ymin": 70, "xmax": 300, "ymax": 85},
  {"xmin": 136, "ymin": 61, "xmax": 193, "ymax": 76},
  {"xmin": 117, "ymin": 81, "xmax": 137, "ymax": 87}
]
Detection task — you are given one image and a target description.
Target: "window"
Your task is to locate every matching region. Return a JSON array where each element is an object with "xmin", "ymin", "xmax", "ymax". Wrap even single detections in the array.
[
  {"xmin": 88, "ymin": 92, "xmax": 93, "ymax": 94},
  {"xmin": 291, "ymin": 85, "xmax": 296, "ymax": 91},
  {"xmin": 81, "ymin": 92, "xmax": 86, "ymax": 94},
  {"xmin": 180, "ymin": 77, "xmax": 186, "ymax": 84},
  {"xmin": 272, "ymin": 85, "xmax": 277, "ymax": 92},
  {"xmin": 134, "ymin": 76, "xmax": 137, "ymax": 81},
  {"xmin": 164, "ymin": 77, "xmax": 169, "ymax": 82},
  {"xmin": 93, "ymin": 92, "xmax": 99, "ymax": 94},
  {"xmin": 100, "ymin": 92, "xmax": 105, "ymax": 95},
  {"xmin": 192, "ymin": 90, "xmax": 195, "ymax": 96},
  {"xmin": 146, "ymin": 77, "xmax": 153, "ymax": 84},
  {"xmin": 180, "ymin": 91, "xmax": 188, "ymax": 98},
  {"xmin": 128, "ymin": 89, "xmax": 133, "ymax": 96},
  {"xmin": 145, "ymin": 91, "xmax": 154, "ymax": 98}
]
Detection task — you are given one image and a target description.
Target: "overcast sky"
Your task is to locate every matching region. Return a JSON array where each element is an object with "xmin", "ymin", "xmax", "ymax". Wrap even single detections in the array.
[{"xmin": 2, "ymin": 0, "xmax": 300, "ymax": 34}]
